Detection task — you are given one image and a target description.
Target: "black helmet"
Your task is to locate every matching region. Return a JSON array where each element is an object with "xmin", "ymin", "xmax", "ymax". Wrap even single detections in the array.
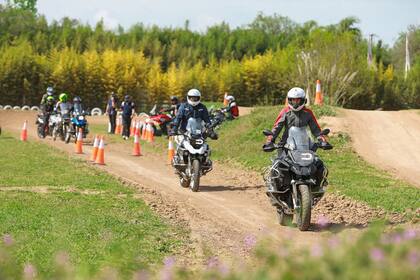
[
  {"xmin": 170, "ymin": 96, "xmax": 179, "ymax": 104},
  {"xmin": 73, "ymin": 96, "xmax": 82, "ymax": 103},
  {"xmin": 124, "ymin": 95, "xmax": 131, "ymax": 102}
]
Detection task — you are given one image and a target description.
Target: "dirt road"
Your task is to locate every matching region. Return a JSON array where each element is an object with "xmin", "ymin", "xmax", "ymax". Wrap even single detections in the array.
[
  {"xmin": 344, "ymin": 110, "xmax": 420, "ymax": 187},
  {"xmin": 0, "ymin": 111, "xmax": 385, "ymax": 263}
]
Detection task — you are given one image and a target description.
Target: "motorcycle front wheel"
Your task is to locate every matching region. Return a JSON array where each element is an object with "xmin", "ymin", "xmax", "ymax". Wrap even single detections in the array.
[
  {"xmin": 190, "ymin": 159, "xmax": 201, "ymax": 192},
  {"xmin": 37, "ymin": 125, "xmax": 45, "ymax": 139},
  {"xmin": 52, "ymin": 126, "xmax": 58, "ymax": 141},
  {"xmin": 294, "ymin": 184, "xmax": 312, "ymax": 231}
]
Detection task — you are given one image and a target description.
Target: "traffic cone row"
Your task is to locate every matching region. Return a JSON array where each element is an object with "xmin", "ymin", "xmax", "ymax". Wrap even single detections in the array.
[
  {"xmin": 75, "ymin": 128, "xmax": 83, "ymax": 154},
  {"xmin": 141, "ymin": 121, "xmax": 147, "ymax": 140},
  {"xmin": 20, "ymin": 120, "xmax": 28, "ymax": 141},
  {"xmin": 89, "ymin": 134, "xmax": 105, "ymax": 165}
]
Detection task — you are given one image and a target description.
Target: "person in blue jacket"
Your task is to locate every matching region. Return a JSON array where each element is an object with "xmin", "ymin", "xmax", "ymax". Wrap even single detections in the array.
[{"xmin": 170, "ymin": 89, "xmax": 211, "ymax": 133}]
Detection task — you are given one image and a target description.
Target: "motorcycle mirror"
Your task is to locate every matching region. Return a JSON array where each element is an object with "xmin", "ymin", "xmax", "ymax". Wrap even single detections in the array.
[
  {"xmin": 321, "ymin": 142, "xmax": 333, "ymax": 150},
  {"xmin": 321, "ymin": 128, "xmax": 330, "ymax": 136},
  {"xmin": 262, "ymin": 129, "xmax": 273, "ymax": 136}
]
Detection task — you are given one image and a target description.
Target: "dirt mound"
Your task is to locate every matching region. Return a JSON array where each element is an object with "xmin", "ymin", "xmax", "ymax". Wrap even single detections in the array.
[{"xmin": 313, "ymin": 193, "xmax": 406, "ymax": 229}]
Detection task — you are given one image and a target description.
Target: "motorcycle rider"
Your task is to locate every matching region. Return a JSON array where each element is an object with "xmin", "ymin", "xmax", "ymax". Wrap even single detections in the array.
[
  {"xmin": 71, "ymin": 96, "xmax": 84, "ymax": 133},
  {"xmin": 263, "ymin": 87, "xmax": 330, "ymax": 190},
  {"xmin": 55, "ymin": 93, "xmax": 73, "ymax": 117},
  {"xmin": 40, "ymin": 87, "xmax": 55, "ymax": 105},
  {"xmin": 39, "ymin": 96, "xmax": 55, "ymax": 134},
  {"xmin": 164, "ymin": 96, "xmax": 181, "ymax": 115},
  {"xmin": 105, "ymin": 92, "xmax": 119, "ymax": 134},
  {"xmin": 222, "ymin": 95, "xmax": 239, "ymax": 120},
  {"xmin": 120, "ymin": 95, "xmax": 136, "ymax": 140},
  {"xmin": 170, "ymin": 89, "xmax": 213, "ymax": 135}
]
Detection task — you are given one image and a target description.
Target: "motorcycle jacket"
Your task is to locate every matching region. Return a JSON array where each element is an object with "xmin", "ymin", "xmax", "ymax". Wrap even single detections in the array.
[
  {"xmin": 55, "ymin": 102, "xmax": 73, "ymax": 118},
  {"xmin": 172, "ymin": 103, "xmax": 210, "ymax": 131},
  {"xmin": 268, "ymin": 106, "xmax": 323, "ymax": 144}
]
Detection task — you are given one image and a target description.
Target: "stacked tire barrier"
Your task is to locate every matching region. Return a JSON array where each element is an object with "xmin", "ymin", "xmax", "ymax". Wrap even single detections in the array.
[{"xmin": 91, "ymin": 108, "xmax": 103, "ymax": 116}]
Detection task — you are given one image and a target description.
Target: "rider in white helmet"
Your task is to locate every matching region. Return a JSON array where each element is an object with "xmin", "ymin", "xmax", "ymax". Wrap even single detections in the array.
[
  {"xmin": 171, "ymin": 89, "xmax": 212, "ymax": 134},
  {"xmin": 263, "ymin": 87, "xmax": 331, "ymax": 188},
  {"xmin": 222, "ymin": 95, "xmax": 239, "ymax": 120}
]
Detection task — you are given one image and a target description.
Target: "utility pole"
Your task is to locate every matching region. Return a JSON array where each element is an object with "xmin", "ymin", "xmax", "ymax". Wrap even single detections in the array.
[{"xmin": 405, "ymin": 33, "xmax": 411, "ymax": 80}]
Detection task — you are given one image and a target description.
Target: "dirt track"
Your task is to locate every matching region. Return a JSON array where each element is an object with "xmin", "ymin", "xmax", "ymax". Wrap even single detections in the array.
[
  {"xmin": 344, "ymin": 110, "xmax": 420, "ymax": 188},
  {"xmin": 0, "ymin": 111, "xmax": 398, "ymax": 263}
]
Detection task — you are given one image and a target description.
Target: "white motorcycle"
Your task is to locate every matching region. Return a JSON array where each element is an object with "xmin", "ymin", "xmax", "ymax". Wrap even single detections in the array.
[{"xmin": 172, "ymin": 118, "xmax": 217, "ymax": 192}]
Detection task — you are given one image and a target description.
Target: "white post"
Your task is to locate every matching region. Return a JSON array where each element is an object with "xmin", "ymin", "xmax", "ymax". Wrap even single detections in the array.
[{"xmin": 405, "ymin": 33, "xmax": 411, "ymax": 80}]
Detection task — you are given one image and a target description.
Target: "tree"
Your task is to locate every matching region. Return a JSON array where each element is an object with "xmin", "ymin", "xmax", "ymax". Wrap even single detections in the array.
[{"xmin": 7, "ymin": 0, "xmax": 37, "ymax": 13}]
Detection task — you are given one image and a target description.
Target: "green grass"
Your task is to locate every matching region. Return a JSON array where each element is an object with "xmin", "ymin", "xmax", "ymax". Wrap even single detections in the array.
[{"xmin": 0, "ymin": 135, "xmax": 186, "ymax": 278}]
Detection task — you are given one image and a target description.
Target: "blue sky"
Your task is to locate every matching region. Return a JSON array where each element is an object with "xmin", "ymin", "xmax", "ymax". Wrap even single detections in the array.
[{"xmin": 3, "ymin": 0, "xmax": 420, "ymax": 45}]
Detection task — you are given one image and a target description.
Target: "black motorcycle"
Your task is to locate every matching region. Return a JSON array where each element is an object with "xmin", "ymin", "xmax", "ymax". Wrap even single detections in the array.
[{"xmin": 262, "ymin": 126, "xmax": 332, "ymax": 231}]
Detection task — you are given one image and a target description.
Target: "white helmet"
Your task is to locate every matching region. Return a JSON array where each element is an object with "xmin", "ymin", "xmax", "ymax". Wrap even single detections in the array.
[
  {"xmin": 287, "ymin": 87, "xmax": 306, "ymax": 111},
  {"xmin": 226, "ymin": 95, "xmax": 235, "ymax": 102},
  {"xmin": 187, "ymin": 89, "xmax": 201, "ymax": 106}
]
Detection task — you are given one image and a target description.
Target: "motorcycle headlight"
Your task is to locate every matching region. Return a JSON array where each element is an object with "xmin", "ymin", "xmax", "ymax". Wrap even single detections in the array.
[{"xmin": 78, "ymin": 116, "xmax": 85, "ymax": 121}]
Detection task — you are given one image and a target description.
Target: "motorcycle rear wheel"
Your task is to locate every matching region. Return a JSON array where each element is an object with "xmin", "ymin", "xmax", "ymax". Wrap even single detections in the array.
[
  {"xmin": 190, "ymin": 159, "xmax": 201, "ymax": 192},
  {"xmin": 294, "ymin": 184, "xmax": 311, "ymax": 231}
]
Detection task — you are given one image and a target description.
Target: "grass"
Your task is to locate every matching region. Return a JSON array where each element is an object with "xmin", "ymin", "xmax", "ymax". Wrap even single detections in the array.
[
  {"xmin": 0, "ymin": 135, "xmax": 186, "ymax": 278},
  {"xmin": 171, "ymin": 224, "xmax": 420, "ymax": 280}
]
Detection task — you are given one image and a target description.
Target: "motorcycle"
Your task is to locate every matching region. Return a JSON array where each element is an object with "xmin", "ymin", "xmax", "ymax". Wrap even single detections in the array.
[
  {"xmin": 209, "ymin": 107, "xmax": 226, "ymax": 129},
  {"xmin": 172, "ymin": 118, "xmax": 217, "ymax": 192},
  {"xmin": 36, "ymin": 113, "xmax": 51, "ymax": 139},
  {"xmin": 262, "ymin": 126, "xmax": 332, "ymax": 231},
  {"xmin": 67, "ymin": 112, "xmax": 90, "ymax": 143},
  {"xmin": 52, "ymin": 113, "xmax": 71, "ymax": 142},
  {"xmin": 147, "ymin": 105, "xmax": 174, "ymax": 136}
]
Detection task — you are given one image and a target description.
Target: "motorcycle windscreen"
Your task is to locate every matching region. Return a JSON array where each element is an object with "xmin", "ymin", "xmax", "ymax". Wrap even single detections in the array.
[
  {"xmin": 286, "ymin": 126, "xmax": 312, "ymax": 151},
  {"xmin": 186, "ymin": 118, "xmax": 204, "ymax": 137},
  {"xmin": 59, "ymin": 103, "xmax": 72, "ymax": 118}
]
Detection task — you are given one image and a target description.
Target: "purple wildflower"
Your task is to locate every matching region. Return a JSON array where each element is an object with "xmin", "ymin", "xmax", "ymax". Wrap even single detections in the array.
[
  {"xmin": 370, "ymin": 248, "xmax": 385, "ymax": 263},
  {"xmin": 310, "ymin": 244, "xmax": 323, "ymax": 257},
  {"xmin": 23, "ymin": 264, "xmax": 36, "ymax": 280},
  {"xmin": 3, "ymin": 234, "xmax": 14, "ymax": 246},
  {"xmin": 316, "ymin": 215, "xmax": 329, "ymax": 229},
  {"xmin": 244, "ymin": 234, "xmax": 257, "ymax": 250},
  {"xmin": 403, "ymin": 229, "xmax": 417, "ymax": 241},
  {"xmin": 327, "ymin": 237, "xmax": 340, "ymax": 249},
  {"xmin": 206, "ymin": 256, "xmax": 219, "ymax": 269},
  {"xmin": 163, "ymin": 256, "xmax": 176, "ymax": 269},
  {"xmin": 407, "ymin": 250, "xmax": 419, "ymax": 266}
]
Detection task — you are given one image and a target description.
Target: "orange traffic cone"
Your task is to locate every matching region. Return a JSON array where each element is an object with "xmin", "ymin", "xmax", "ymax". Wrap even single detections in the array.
[
  {"xmin": 130, "ymin": 120, "xmax": 136, "ymax": 137},
  {"xmin": 147, "ymin": 123, "xmax": 154, "ymax": 143},
  {"xmin": 20, "ymin": 120, "xmax": 28, "ymax": 141},
  {"xmin": 314, "ymin": 80, "xmax": 323, "ymax": 106},
  {"xmin": 75, "ymin": 128, "xmax": 83, "ymax": 154},
  {"xmin": 132, "ymin": 131, "xmax": 142, "ymax": 156},
  {"xmin": 141, "ymin": 121, "xmax": 147, "ymax": 140},
  {"xmin": 116, "ymin": 116, "xmax": 122, "ymax": 135},
  {"xmin": 95, "ymin": 137, "xmax": 105, "ymax": 165},
  {"xmin": 90, "ymin": 135, "xmax": 99, "ymax": 161},
  {"xmin": 223, "ymin": 92, "xmax": 228, "ymax": 106},
  {"xmin": 167, "ymin": 136, "xmax": 175, "ymax": 164}
]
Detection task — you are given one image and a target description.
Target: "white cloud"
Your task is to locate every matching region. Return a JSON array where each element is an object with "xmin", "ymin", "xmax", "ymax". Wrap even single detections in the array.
[{"xmin": 93, "ymin": 10, "xmax": 119, "ymax": 30}]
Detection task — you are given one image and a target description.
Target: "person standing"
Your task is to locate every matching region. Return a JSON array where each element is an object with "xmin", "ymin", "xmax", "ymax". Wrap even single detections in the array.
[
  {"xmin": 105, "ymin": 92, "xmax": 119, "ymax": 134},
  {"xmin": 120, "ymin": 95, "xmax": 136, "ymax": 140}
]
